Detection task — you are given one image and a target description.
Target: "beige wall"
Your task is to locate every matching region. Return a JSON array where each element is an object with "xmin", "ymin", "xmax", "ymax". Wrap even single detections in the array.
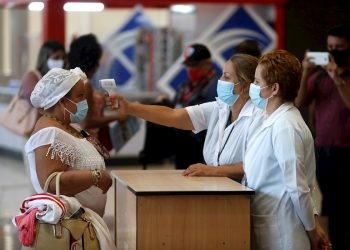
[
  {"xmin": 1, "ymin": 7, "xmax": 169, "ymax": 80},
  {"xmin": 25, "ymin": 8, "xmax": 169, "ymax": 73}
]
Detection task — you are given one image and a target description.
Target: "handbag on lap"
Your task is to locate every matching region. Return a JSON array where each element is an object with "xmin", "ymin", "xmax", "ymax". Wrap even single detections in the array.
[{"xmin": 15, "ymin": 172, "xmax": 100, "ymax": 250}]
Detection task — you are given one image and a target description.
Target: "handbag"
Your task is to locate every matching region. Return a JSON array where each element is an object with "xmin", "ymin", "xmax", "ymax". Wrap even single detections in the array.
[
  {"xmin": 32, "ymin": 172, "xmax": 100, "ymax": 250},
  {"xmin": 0, "ymin": 95, "xmax": 38, "ymax": 137}
]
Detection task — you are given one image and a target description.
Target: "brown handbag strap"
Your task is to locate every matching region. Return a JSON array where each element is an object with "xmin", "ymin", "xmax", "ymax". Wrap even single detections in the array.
[{"xmin": 44, "ymin": 172, "xmax": 63, "ymax": 197}]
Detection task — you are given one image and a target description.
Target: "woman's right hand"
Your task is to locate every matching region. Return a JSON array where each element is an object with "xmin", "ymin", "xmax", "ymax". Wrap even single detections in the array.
[
  {"xmin": 99, "ymin": 170, "xmax": 113, "ymax": 194},
  {"xmin": 105, "ymin": 94, "xmax": 129, "ymax": 116},
  {"xmin": 302, "ymin": 50, "xmax": 317, "ymax": 74}
]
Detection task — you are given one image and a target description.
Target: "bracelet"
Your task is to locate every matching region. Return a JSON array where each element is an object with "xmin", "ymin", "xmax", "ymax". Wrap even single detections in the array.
[{"xmin": 91, "ymin": 169, "xmax": 102, "ymax": 187}]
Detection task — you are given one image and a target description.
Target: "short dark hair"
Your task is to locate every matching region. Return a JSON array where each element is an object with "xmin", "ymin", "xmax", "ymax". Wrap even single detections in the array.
[
  {"xmin": 36, "ymin": 40, "xmax": 65, "ymax": 76},
  {"xmin": 327, "ymin": 24, "xmax": 350, "ymax": 42},
  {"xmin": 235, "ymin": 40, "xmax": 261, "ymax": 58},
  {"xmin": 68, "ymin": 33, "xmax": 102, "ymax": 73},
  {"xmin": 258, "ymin": 50, "xmax": 301, "ymax": 102},
  {"xmin": 182, "ymin": 43, "xmax": 211, "ymax": 67}
]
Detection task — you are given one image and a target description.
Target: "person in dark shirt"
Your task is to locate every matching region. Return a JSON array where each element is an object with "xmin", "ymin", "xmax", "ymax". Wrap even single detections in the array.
[
  {"xmin": 295, "ymin": 24, "xmax": 350, "ymax": 250},
  {"xmin": 140, "ymin": 43, "xmax": 219, "ymax": 169}
]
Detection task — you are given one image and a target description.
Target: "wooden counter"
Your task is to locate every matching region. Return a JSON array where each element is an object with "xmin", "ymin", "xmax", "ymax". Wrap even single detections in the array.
[{"xmin": 112, "ymin": 170, "xmax": 254, "ymax": 250}]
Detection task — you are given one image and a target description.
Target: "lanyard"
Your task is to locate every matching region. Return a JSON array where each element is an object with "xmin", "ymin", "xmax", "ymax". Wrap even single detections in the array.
[{"xmin": 217, "ymin": 124, "xmax": 235, "ymax": 166}]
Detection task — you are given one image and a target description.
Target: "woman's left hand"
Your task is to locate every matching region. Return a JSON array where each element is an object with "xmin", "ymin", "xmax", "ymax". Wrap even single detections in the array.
[
  {"xmin": 325, "ymin": 54, "xmax": 340, "ymax": 81},
  {"xmin": 307, "ymin": 216, "xmax": 332, "ymax": 250}
]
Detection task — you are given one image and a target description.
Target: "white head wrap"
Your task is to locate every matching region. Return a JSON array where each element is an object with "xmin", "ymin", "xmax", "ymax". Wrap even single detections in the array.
[{"xmin": 30, "ymin": 67, "xmax": 87, "ymax": 110}]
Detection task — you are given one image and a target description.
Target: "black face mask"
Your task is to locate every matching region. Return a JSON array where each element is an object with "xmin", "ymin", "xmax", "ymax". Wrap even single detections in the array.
[{"xmin": 328, "ymin": 49, "xmax": 350, "ymax": 67}]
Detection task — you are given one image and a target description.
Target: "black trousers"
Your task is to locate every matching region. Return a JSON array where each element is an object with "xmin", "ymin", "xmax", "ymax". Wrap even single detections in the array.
[{"xmin": 316, "ymin": 146, "xmax": 350, "ymax": 250}]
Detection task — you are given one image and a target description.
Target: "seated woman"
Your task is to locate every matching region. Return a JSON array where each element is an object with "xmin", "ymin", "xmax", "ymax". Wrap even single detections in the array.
[{"xmin": 26, "ymin": 67, "xmax": 112, "ymax": 217}]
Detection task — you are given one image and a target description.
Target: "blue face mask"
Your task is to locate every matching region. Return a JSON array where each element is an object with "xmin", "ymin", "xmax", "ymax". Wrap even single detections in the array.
[
  {"xmin": 217, "ymin": 80, "xmax": 240, "ymax": 106},
  {"xmin": 65, "ymin": 98, "xmax": 88, "ymax": 123},
  {"xmin": 249, "ymin": 84, "xmax": 271, "ymax": 109}
]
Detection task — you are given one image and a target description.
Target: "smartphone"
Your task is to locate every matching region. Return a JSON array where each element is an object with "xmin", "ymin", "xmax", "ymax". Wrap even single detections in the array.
[
  {"xmin": 306, "ymin": 52, "xmax": 329, "ymax": 65},
  {"xmin": 100, "ymin": 79, "xmax": 119, "ymax": 108}
]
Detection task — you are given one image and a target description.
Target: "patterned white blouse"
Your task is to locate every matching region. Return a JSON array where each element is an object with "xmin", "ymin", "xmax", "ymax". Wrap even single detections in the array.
[{"xmin": 25, "ymin": 127, "xmax": 107, "ymax": 216}]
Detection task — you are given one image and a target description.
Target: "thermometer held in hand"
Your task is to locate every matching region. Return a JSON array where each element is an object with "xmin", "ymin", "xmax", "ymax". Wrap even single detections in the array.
[{"xmin": 100, "ymin": 79, "xmax": 119, "ymax": 108}]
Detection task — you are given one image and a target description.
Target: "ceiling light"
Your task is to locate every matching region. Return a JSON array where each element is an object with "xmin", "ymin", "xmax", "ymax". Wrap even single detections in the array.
[
  {"xmin": 170, "ymin": 4, "xmax": 196, "ymax": 14},
  {"xmin": 63, "ymin": 2, "xmax": 104, "ymax": 12},
  {"xmin": 28, "ymin": 2, "xmax": 44, "ymax": 11}
]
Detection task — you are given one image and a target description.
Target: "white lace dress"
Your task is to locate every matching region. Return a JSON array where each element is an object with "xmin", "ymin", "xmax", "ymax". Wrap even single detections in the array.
[{"xmin": 25, "ymin": 127, "xmax": 107, "ymax": 216}]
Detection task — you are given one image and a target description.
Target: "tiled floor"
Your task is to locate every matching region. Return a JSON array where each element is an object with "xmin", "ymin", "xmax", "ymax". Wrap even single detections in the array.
[{"xmin": 0, "ymin": 151, "xmax": 175, "ymax": 250}]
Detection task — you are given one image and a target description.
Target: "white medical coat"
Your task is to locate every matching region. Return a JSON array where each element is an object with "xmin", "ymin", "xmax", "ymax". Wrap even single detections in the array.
[
  {"xmin": 186, "ymin": 99, "xmax": 262, "ymax": 166},
  {"xmin": 244, "ymin": 103, "xmax": 316, "ymax": 250}
]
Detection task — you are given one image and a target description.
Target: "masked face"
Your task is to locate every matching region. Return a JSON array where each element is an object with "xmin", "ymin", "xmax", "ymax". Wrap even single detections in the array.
[
  {"xmin": 64, "ymin": 98, "xmax": 88, "ymax": 123},
  {"xmin": 217, "ymin": 80, "xmax": 240, "ymax": 106},
  {"xmin": 249, "ymin": 84, "xmax": 273, "ymax": 110},
  {"xmin": 186, "ymin": 68, "xmax": 202, "ymax": 82},
  {"xmin": 47, "ymin": 58, "xmax": 65, "ymax": 69},
  {"xmin": 328, "ymin": 49, "xmax": 350, "ymax": 67}
]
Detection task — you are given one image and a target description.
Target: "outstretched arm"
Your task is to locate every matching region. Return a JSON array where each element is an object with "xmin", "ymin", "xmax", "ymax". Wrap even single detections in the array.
[
  {"xmin": 106, "ymin": 95, "xmax": 194, "ymax": 130},
  {"xmin": 80, "ymin": 82, "xmax": 128, "ymax": 130}
]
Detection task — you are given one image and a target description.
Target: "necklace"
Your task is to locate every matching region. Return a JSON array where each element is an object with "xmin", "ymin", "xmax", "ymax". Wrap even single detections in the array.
[
  {"xmin": 43, "ymin": 113, "xmax": 110, "ymax": 159},
  {"xmin": 43, "ymin": 113, "xmax": 84, "ymax": 138}
]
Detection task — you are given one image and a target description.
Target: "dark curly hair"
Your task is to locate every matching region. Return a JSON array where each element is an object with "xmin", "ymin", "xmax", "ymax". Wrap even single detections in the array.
[
  {"xmin": 235, "ymin": 39, "xmax": 262, "ymax": 58},
  {"xmin": 67, "ymin": 33, "xmax": 102, "ymax": 75},
  {"xmin": 327, "ymin": 24, "xmax": 350, "ymax": 42}
]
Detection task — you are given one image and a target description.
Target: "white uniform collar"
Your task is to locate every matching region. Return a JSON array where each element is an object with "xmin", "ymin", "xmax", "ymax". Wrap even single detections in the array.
[{"xmin": 262, "ymin": 102, "xmax": 295, "ymax": 128}]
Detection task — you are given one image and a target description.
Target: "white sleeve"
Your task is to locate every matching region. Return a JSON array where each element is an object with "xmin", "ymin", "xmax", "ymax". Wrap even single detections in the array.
[
  {"xmin": 25, "ymin": 127, "xmax": 77, "ymax": 166},
  {"xmin": 185, "ymin": 101, "xmax": 215, "ymax": 134},
  {"xmin": 25, "ymin": 127, "xmax": 57, "ymax": 153},
  {"xmin": 272, "ymin": 124, "xmax": 315, "ymax": 231}
]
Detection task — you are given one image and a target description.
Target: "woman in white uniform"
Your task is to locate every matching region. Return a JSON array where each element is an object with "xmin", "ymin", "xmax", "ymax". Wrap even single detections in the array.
[
  {"xmin": 107, "ymin": 54, "xmax": 260, "ymax": 180},
  {"xmin": 245, "ymin": 50, "xmax": 331, "ymax": 249}
]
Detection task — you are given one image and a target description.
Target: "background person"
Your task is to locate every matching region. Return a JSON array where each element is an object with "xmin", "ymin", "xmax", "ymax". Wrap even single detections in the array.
[
  {"xmin": 20, "ymin": 40, "xmax": 66, "ymax": 106},
  {"xmin": 235, "ymin": 39, "xmax": 262, "ymax": 58},
  {"xmin": 294, "ymin": 24, "xmax": 350, "ymax": 249},
  {"xmin": 140, "ymin": 43, "xmax": 220, "ymax": 169},
  {"xmin": 18, "ymin": 40, "xmax": 66, "ymax": 185},
  {"xmin": 245, "ymin": 50, "xmax": 331, "ymax": 250},
  {"xmin": 68, "ymin": 33, "xmax": 127, "ymax": 151}
]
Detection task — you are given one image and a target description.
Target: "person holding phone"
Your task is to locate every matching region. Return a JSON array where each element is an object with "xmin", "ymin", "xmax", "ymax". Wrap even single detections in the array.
[{"xmin": 295, "ymin": 24, "xmax": 350, "ymax": 249}]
